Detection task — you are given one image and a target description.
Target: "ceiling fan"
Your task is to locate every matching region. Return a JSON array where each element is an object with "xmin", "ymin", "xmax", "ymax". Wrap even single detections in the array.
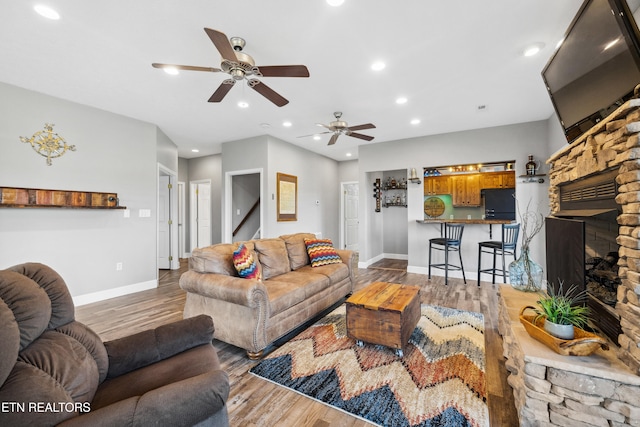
[
  {"xmin": 152, "ymin": 28, "xmax": 309, "ymax": 107},
  {"xmin": 301, "ymin": 112, "xmax": 376, "ymax": 145}
]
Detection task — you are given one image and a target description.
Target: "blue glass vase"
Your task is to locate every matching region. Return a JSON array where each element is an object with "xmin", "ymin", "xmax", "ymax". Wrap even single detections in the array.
[{"xmin": 509, "ymin": 248, "xmax": 543, "ymax": 292}]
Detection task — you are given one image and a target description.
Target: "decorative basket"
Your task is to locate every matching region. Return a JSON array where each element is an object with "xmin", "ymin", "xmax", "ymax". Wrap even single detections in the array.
[{"xmin": 519, "ymin": 306, "xmax": 609, "ymax": 356}]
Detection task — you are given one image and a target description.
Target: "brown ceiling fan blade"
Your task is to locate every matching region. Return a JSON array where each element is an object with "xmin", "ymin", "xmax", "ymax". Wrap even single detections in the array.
[
  {"xmin": 328, "ymin": 134, "xmax": 339, "ymax": 145},
  {"xmin": 347, "ymin": 123, "xmax": 376, "ymax": 132},
  {"xmin": 208, "ymin": 79, "xmax": 235, "ymax": 102},
  {"xmin": 256, "ymin": 65, "xmax": 310, "ymax": 78},
  {"xmin": 152, "ymin": 63, "xmax": 221, "ymax": 73},
  {"xmin": 204, "ymin": 28, "xmax": 237, "ymax": 62},
  {"xmin": 248, "ymin": 79, "xmax": 288, "ymax": 107},
  {"xmin": 348, "ymin": 132, "xmax": 374, "ymax": 141}
]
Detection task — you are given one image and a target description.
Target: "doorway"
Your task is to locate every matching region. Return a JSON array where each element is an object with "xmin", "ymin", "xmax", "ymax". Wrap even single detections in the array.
[
  {"xmin": 178, "ymin": 181, "xmax": 186, "ymax": 258},
  {"xmin": 341, "ymin": 181, "xmax": 359, "ymax": 251},
  {"xmin": 158, "ymin": 164, "xmax": 179, "ymax": 270},
  {"xmin": 224, "ymin": 168, "xmax": 263, "ymax": 243},
  {"xmin": 190, "ymin": 179, "xmax": 212, "ymax": 250}
]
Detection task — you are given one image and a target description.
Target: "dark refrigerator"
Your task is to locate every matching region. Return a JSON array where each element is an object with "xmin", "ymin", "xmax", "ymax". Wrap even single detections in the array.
[{"xmin": 483, "ymin": 188, "xmax": 516, "ymax": 220}]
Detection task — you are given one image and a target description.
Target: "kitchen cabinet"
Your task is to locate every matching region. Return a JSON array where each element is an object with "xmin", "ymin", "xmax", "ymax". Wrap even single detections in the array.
[
  {"xmin": 480, "ymin": 171, "xmax": 515, "ymax": 189},
  {"xmin": 423, "ymin": 176, "xmax": 451, "ymax": 195},
  {"xmin": 451, "ymin": 175, "xmax": 481, "ymax": 206}
]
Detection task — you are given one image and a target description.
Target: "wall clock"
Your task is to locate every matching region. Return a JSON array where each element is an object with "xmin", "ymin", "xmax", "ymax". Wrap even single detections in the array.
[
  {"xmin": 424, "ymin": 196, "xmax": 445, "ymax": 218},
  {"xmin": 20, "ymin": 123, "xmax": 76, "ymax": 166}
]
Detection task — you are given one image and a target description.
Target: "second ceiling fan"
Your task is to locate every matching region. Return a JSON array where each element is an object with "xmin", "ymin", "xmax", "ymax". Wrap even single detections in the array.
[
  {"xmin": 152, "ymin": 28, "xmax": 309, "ymax": 107},
  {"xmin": 305, "ymin": 112, "xmax": 376, "ymax": 145}
]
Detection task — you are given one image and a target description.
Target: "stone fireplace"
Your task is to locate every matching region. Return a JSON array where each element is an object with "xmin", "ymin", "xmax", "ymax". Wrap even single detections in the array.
[
  {"xmin": 497, "ymin": 100, "xmax": 640, "ymax": 427},
  {"xmin": 548, "ymin": 98, "xmax": 640, "ymax": 374}
]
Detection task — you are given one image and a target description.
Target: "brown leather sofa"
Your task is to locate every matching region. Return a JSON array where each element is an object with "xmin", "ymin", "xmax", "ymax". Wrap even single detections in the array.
[
  {"xmin": 0, "ymin": 263, "xmax": 230, "ymax": 427},
  {"xmin": 180, "ymin": 233, "xmax": 356, "ymax": 359}
]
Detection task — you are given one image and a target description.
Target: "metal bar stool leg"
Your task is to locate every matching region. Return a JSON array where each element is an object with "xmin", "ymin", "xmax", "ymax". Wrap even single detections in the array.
[
  {"xmin": 444, "ymin": 241, "xmax": 449, "ymax": 285},
  {"xmin": 428, "ymin": 241, "xmax": 432, "ymax": 279},
  {"xmin": 492, "ymin": 247, "xmax": 497, "ymax": 284},
  {"xmin": 458, "ymin": 246, "xmax": 466, "ymax": 284},
  {"xmin": 477, "ymin": 243, "xmax": 482, "ymax": 286}
]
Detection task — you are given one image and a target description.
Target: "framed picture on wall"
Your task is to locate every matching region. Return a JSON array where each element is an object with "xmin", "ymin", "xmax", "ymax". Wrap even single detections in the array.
[{"xmin": 277, "ymin": 172, "xmax": 297, "ymax": 221}]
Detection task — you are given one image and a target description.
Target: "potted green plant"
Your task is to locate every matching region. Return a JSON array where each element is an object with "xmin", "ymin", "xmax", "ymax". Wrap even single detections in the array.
[{"xmin": 534, "ymin": 282, "xmax": 590, "ymax": 340}]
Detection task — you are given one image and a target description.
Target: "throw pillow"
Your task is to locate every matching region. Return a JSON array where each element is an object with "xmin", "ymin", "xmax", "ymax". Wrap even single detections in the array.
[
  {"xmin": 304, "ymin": 238, "xmax": 342, "ymax": 268},
  {"xmin": 232, "ymin": 243, "xmax": 261, "ymax": 280}
]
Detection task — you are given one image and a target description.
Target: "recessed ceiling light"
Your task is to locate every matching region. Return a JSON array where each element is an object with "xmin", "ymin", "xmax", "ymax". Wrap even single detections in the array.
[
  {"xmin": 326, "ymin": 0, "xmax": 345, "ymax": 6},
  {"xmin": 34, "ymin": 4, "xmax": 60, "ymax": 20},
  {"xmin": 346, "ymin": 152, "xmax": 352, "ymax": 157},
  {"xmin": 313, "ymin": 135, "xmax": 321, "ymax": 141},
  {"xmin": 163, "ymin": 67, "xmax": 179, "ymax": 76},
  {"xmin": 396, "ymin": 97, "xmax": 408, "ymax": 105},
  {"xmin": 283, "ymin": 121, "xmax": 292, "ymax": 127},
  {"xmin": 191, "ymin": 149, "xmax": 200, "ymax": 153},
  {"xmin": 410, "ymin": 119, "xmax": 421, "ymax": 125},
  {"xmin": 523, "ymin": 43, "xmax": 545, "ymax": 57},
  {"xmin": 237, "ymin": 101, "xmax": 249, "ymax": 108},
  {"xmin": 371, "ymin": 61, "xmax": 386, "ymax": 71}
]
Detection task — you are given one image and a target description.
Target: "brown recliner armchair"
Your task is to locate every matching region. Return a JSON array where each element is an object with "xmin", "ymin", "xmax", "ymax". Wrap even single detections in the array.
[{"xmin": 0, "ymin": 263, "xmax": 230, "ymax": 427}]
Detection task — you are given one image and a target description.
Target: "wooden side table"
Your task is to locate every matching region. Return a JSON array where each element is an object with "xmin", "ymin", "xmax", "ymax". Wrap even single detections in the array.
[{"xmin": 345, "ymin": 281, "xmax": 421, "ymax": 357}]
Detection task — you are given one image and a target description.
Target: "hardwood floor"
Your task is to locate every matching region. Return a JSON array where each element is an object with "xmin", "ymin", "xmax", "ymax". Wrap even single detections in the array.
[{"xmin": 75, "ymin": 259, "xmax": 518, "ymax": 426}]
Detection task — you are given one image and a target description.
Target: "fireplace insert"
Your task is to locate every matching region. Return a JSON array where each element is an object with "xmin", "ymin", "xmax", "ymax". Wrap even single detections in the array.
[{"xmin": 545, "ymin": 168, "xmax": 622, "ymax": 343}]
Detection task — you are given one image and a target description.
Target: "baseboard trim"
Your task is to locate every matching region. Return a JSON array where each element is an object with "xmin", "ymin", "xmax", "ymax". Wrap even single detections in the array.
[
  {"xmin": 382, "ymin": 253, "xmax": 408, "ymax": 260},
  {"xmin": 359, "ymin": 252, "xmax": 409, "ymax": 269},
  {"xmin": 358, "ymin": 253, "xmax": 384, "ymax": 269},
  {"xmin": 73, "ymin": 279, "xmax": 157, "ymax": 306}
]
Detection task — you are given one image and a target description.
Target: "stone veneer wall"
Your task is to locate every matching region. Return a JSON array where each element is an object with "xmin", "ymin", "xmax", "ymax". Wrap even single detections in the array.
[{"xmin": 548, "ymin": 99, "xmax": 640, "ymax": 374}]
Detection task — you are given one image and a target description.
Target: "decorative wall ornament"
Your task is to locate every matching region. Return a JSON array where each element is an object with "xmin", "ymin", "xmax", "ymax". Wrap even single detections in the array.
[
  {"xmin": 276, "ymin": 172, "xmax": 297, "ymax": 221},
  {"xmin": 20, "ymin": 123, "xmax": 76, "ymax": 165}
]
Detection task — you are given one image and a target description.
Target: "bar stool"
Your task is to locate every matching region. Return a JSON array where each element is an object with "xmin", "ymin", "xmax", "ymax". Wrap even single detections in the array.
[
  {"xmin": 477, "ymin": 223, "xmax": 520, "ymax": 286},
  {"xmin": 428, "ymin": 223, "xmax": 466, "ymax": 285}
]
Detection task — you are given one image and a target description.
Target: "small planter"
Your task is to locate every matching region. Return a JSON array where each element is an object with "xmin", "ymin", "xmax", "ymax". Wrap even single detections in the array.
[
  {"xmin": 519, "ymin": 306, "xmax": 608, "ymax": 356},
  {"xmin": 544, "ymin": 319, "xmax": 574, "ymax": 340}
]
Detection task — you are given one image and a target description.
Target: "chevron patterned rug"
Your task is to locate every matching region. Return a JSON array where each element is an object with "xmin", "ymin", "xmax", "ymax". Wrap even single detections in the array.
[{"xmin": 250, "ymin": 304, "xmax": 489, "ymax": 427}]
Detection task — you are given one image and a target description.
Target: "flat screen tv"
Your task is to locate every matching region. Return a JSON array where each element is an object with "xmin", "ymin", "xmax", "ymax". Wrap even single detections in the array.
[{"xmin": 542, "ymin": 0, "xmax": 640, "ymax": 142}]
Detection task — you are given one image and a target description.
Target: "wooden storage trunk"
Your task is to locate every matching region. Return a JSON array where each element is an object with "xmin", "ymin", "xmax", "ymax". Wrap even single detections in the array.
[{"xmin": 346, "ymin": 282, "xmax": 421, "ymax": 354}]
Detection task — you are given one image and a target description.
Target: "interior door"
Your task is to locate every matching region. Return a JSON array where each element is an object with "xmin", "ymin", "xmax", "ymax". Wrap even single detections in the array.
[
  {"xmin": 178, "ymin": 182, "xmax": 185, "ymax": 258},
  {"xmin": 344, "ymin": 183, "xmax": 359, "ymax": 251},
  {"xmin": 196, "ymin": 182, "xmax": 211, "ymax": 248},
  {"xmin": 158, "ymin": 175, "xmax": 171, "ymax": 269}
]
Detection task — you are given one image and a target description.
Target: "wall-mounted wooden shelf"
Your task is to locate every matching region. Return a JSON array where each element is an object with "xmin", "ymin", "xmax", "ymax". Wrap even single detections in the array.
[
  {"xmin": 0, "ymin": 186, "xmax": 125, "ymax": 209},
  {"xmin": 518, "ymin": 174, "xmax": 546, "ymax": 184}
]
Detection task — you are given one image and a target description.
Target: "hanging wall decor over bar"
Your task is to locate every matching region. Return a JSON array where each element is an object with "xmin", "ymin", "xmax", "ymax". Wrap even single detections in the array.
[{"xmin": 0, "ymin": 187, "xmax": 124, "ymax": 209}]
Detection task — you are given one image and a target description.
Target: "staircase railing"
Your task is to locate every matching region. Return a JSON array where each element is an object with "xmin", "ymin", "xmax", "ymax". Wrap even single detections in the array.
[{"xmin": 232, "ymin": 198, "xmax": 260, "ymax": 237}]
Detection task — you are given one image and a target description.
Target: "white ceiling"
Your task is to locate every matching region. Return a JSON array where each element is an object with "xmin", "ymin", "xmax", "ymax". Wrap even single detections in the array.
[{"xmin": 0, "ymin": 0, "xmax": 584, "ymax": 160}]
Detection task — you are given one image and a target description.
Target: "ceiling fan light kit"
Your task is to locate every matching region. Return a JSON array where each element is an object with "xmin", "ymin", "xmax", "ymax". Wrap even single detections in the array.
[{"xmin": 152, "ymin": 28, "xmax": 309, "ymax": 107}]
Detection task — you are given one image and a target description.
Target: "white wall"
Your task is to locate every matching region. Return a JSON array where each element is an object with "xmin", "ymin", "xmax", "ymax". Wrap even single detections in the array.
[
  {"xmin": 220, "ymin": 135, "xmax": 340, "ymax": 242},
  {"xmin": 266, "ymin": 136, "xmax": 340, "ymax": 241},
  {"xmin": 358, "ymin": 120, "xmax": 551, "ymax": 281},
  {"xmin": 0, "ymin": 82, "xmax": 166, "ymax": 301}
]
